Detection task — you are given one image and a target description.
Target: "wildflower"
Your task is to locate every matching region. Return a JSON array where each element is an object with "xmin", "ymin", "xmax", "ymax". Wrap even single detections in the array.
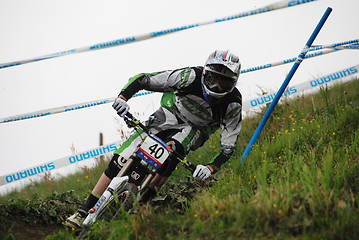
[
  {"xmin": 86, "ymin": 175, "xmax": 89, "ymax": 179},
  {"xmin": 300, "ymin": 127, "xmax": 303, "ymax": 130},
  {"xmin": 194, "ymin": 214, "xmax": 198, "ymax": 218},
  {"xmin": 263, "ymin": 160, "xmax": 266, "ymax": 163},
  {"xmin": 77, "ymin": 179, "xmax": 80, "ymax": 182},
  {"xmin": 292, "ymin": 129, "xmax": 295, "ymax": 131},
  {"xmin": 333, "ymin": 132, "xmax": 336, "ymax": 135},
  {"xmin": 278, "ymin": 210, "xmax": 282, "ymax": 214},
  {"xmin": 215, "ymin": 210, "xmax": 219, "ymax": 214},
  {"xmin": 254, "ymin": 175, "xmax": 256, "ymax": 178},
  {"xmin": 273, "ymin": 204, "xmax": 277, "ymax": 208}
]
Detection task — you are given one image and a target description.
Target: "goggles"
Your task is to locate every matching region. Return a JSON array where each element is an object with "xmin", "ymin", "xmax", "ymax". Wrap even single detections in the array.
[{"xmin": 203, "ymin": 71, "xmax": 236, "ymax": 94}]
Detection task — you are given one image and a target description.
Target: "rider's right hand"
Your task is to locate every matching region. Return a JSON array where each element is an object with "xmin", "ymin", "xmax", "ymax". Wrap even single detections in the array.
[{"xmin": 112, "ymin": 96, "xmax": 130, "ymax": 117}]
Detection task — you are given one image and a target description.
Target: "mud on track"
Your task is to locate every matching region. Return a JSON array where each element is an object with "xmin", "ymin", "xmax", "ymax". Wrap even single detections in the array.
[
  {"xmin": 1, "ymin": 177, "xmax": 216, "ymax": 239},
  {"xmin": 1, "ymin": 220, "xmax": 65, "ymax": 240}
]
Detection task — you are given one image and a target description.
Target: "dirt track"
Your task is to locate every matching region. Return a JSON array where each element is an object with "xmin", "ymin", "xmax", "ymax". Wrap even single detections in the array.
[
  {"xmin": 1, "ymin": 220, "xmax": 65, "ymax": 240},
  {"xmin": 1, "ymin": 177, "xmax": 214, "ymax": 239}
]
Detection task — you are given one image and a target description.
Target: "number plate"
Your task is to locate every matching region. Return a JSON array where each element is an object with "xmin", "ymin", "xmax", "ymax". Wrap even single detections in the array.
[{"xmin": 136, "ymin": 136, "xmax": 170, "ymax": 170}]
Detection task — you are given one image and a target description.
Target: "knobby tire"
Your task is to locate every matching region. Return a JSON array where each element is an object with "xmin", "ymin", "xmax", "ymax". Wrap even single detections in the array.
[{"xmin": 79, "ymin": 182, "xmax": 138, "ymax": 239}]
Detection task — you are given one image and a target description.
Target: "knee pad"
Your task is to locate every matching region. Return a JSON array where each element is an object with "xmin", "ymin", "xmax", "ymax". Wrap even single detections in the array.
[{"xmin": 104, "ymin": 154, "xmax": 129, "ymax": 179}]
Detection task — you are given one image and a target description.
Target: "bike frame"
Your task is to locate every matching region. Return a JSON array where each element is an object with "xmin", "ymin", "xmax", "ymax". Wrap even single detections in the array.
[{"xmin": 83, "ymin": 113, "xmax": 195, "ymax": 227}]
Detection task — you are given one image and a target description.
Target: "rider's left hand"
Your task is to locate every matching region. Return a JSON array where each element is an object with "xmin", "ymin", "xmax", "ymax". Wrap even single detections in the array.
[{"xmin": 193, "ymin": 165, "xmax": 212, "ymax": 180}]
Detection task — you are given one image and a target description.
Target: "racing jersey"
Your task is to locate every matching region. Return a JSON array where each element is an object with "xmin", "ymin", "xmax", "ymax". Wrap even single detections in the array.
[{"xmin": 120, "ymin": 66, "xmax": 242, "ymax": 172}]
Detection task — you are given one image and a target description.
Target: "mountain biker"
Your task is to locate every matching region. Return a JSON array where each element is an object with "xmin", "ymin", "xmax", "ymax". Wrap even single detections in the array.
[{"xmin": 66, "ymin": 50, "xmax": 242, "ymax": 228}]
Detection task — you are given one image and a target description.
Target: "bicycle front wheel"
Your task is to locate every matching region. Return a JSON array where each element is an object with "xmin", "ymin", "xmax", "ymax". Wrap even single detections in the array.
[{"xmin": 97, "ymin": 182, "xmax": 138, "ymax": 222}]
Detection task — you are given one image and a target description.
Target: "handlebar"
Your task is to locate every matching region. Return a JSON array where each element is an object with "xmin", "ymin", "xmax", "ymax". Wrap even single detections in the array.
[
  {"xmin": 122, "ymin": 112, "xmax": 196, "ymax": 173},
  {"xmin": 123, "ymin": 112, "xmax": 149, "ymax": 132}
]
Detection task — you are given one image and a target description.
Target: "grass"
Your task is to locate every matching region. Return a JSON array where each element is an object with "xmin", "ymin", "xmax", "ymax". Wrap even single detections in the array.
[{"xmin": 1, "ymin": 78, "xmax": 359, "ymax": 239}]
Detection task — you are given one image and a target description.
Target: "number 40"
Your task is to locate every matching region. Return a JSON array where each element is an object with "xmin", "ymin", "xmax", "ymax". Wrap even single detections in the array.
[{"xmin": 148, "ymin": 143, "xmax": 165, "ymax": 159}]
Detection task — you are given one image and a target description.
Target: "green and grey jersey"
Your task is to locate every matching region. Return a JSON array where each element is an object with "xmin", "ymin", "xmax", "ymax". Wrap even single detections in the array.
[{"xmin": 120, "ymin": 66, "xmax": 242, "ymax": 171}]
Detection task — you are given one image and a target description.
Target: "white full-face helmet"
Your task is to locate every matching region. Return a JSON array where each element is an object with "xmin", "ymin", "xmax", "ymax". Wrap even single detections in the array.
[{"xmin": 202, "ymin": 50, "xmax": 241, "ymax": 100}]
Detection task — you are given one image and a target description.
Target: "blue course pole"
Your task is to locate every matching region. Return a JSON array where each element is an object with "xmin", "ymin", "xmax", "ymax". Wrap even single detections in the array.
[{"xmin": 241, "ymin": 7, "xmax": 332, "ymax": 165}]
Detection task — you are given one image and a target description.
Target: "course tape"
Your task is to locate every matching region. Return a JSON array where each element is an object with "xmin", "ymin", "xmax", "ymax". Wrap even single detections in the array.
[
  {"xmin": 1, "ymin": 64, "xmax": 358, "ymax": 186},
  {"xmin": 241, "ymin": 40, "xmax": 358, "ymax": 74},
  {"xmin": 241, "ymin": 47, "xmax": 339, "ymax": 74},
  {"xmin": 242, "ymin": 65, "xmax": 359, "ymax": 110},
  {"xmin": 2, "ymin": 39, "xmax": 357, "ymax": 124},
  {"xmin": 0, "ymin": 0, "xmax": 318, "ymax": 70},
  {"xmin": 307, "ymin": 39, "xmax": 358, "ymax": 53},
  {"xmin": 0, "ymin": 141, "xmax": 121, "ymax": 186},
  {"xmin": 0, "ymin": 91, "xmax": 153, "ymax": 124}
]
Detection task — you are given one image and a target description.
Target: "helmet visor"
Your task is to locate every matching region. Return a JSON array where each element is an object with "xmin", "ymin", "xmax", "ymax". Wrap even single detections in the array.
[{"xmin": 204, "ymin": 71, "xmax": 236, "ymax": 94}]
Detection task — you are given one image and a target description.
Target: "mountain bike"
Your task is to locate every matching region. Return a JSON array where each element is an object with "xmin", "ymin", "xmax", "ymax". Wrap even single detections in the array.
[{"xmin": 81, "ymin": 112, "xmax": 196, "ymax": 229}]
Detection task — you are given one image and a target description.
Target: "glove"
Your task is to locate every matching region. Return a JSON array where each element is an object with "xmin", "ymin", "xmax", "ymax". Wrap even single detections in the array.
[
  {"xmin": 112, "ymin": 97, "xmax": 130, "ymax": 117},
  {"xmin": 193, "ymin": 165, "xmax": 211, "ymax": 180}
]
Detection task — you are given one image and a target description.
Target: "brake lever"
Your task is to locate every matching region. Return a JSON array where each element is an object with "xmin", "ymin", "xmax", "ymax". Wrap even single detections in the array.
[
  {"xmin": 183, "ymin": 160, "xmax": 196, "ymax": 174},
  {"xmin": 123, "ymin": 116, "xmax": 135, "ymax": 129},
  {"xmin": 174, "ymin": 152, "xmax": 196, "ymax": 174}
]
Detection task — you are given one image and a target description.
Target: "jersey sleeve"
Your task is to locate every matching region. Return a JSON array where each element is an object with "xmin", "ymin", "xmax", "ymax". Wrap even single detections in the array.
[
  {"xmin": 220, "ymin": 101, "xmax": 242, "ymax": 151},
  {"xmin": 120, "ymin": 68, "xmax": 195, "ymax": 100},
  {"xmin": 209, "ymin": 101, "xmax": 242, "ymax": 172}
]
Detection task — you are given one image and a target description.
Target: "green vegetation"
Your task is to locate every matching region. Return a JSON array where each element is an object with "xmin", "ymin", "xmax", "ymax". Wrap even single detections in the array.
[{"xmin": 1, "ymin": 79, "xmax": 359, "ymax": 239}]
